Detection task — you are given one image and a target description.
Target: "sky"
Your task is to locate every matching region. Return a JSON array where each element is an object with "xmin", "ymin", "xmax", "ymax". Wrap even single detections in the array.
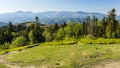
[{"xmin": 0, "ymin": 0, "xmax": 119, "ymax": 15}]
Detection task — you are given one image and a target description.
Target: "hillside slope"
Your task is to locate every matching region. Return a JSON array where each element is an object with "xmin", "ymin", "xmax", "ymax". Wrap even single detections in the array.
[{"xmin": 0, "ymin": 42, "xmax": 120, "ymax": 68}]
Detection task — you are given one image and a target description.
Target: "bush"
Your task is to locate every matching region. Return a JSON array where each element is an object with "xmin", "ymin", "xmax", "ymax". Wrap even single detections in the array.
[
  {"xmin": 55, "ymin": 28, "xmax": 65, "ymax": 40},
  {"xmin": 41, "ymin": 40, "xmax": 77, "ymax": 46},
  {"xmin": 3, "ymin": 42, "xmax": 10, "ymax": 49},
  {"xmin": 10, "ymin": 36, "xmax": 28, "ymax": 48},
  {"xmin": 0, "ymin": 42, "xmax": 10, "ymax": 50},
  {"xmin": 86, "ymin": 34, "xmax": 95, "ymax": 39},
  {"xmin": 29, "ymin": 30, "xmax": 38, "ymax": 44},
  {"xmin": 79, "ymin": 38, "xmax": 120, "ymax": 44}
]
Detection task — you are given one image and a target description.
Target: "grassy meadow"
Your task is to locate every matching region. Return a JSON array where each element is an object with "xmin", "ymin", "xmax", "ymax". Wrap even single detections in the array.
[{"xmin": 1, "ymin": 39, "xmax": 120, "ymax": 68}]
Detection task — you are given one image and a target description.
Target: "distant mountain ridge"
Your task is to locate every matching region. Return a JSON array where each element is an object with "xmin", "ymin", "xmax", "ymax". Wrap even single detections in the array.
[
  {"xmin": 0, "ymin": 11, "xmax": 120, "ymax": 24},
  {"xmin": 0, "ymin": 22, "xmax": 7, "ymax": 26}
]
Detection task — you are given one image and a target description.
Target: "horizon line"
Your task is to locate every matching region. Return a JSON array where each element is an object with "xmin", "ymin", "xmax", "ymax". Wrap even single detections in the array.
[
  {"xmin": 0, "ymin": 10, "xmax": 109, "ymax": 14},
  {"xmin": 0, "ymin": 10, "xmax": 119, "ymax": 16}
]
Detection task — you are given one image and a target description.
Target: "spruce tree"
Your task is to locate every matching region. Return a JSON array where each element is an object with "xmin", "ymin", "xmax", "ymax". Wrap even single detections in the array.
[{"xmin": 106, "ymin": 8, "xmax": 117, "ymax": 38}]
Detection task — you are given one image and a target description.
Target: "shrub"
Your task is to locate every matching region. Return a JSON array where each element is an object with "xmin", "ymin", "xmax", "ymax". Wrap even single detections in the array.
[
  {"xmin": 0, "ymin": 45, "xmax": 4, "ymax": 50},
  {"xmin": 79, "ymin": 38, "xmax": 120, "ymax": 44},
  {"xmin": 29, "ymin": 30, "xmax": 38, "ymax": 44},
  {"xmin": 0, "ymin": 42, "xmax": 10, "ymax": 50},
  {"xmin": 55, "ymin": 28, "xmax": 65, "ymax": 40},
  {"xmin": 3, "ymin": 42, "xmax": 10, "ymax": 49},
  {"xmin": 10, "ymin": 36, "xmax": 28, "ymax": 48},
  {"xmin": 41, "ymin": 40, "xmax": 77, "ymax": 46},
  {"xmin": 86, "ymin": 34, "xmax": 95, "ymax": 39}
]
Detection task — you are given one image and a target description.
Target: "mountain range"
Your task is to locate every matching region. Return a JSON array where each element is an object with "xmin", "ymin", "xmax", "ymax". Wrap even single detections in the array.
[
  {"xmin": 0, "ymin": 22, "xmax": 7, "ymax": 26},
  {"xmin": 0, "ymin": 11, "xmax": 120, "ymax": 25}
]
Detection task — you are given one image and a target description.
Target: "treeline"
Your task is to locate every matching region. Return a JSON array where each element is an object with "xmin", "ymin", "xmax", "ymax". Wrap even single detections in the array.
[{"xmin": 0, "ymin": 8, "xmax": 120, "ymax": 49}]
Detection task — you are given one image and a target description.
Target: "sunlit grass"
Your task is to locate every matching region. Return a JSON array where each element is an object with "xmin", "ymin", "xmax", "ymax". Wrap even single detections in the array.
[{"xmin": 5, "ymin": 42, "xmax": 120, "ymax": 68}]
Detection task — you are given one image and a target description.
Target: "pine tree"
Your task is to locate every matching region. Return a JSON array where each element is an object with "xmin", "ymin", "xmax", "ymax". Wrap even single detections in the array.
[
  {"xmin": 106, "ymin": 8, "xmax": 117, "ymax": 38},
  {"xmin": 85, "ymin": 16, "xmax": 91, "ymax": 35},
  {"xmin": 92, "ymin": 16, "xmax": 98, "ymax": 37},
  {"xmin": 102, "ymin": 16, "xmax": 107, "ymax": 35},
  {"xmin": 33, "ymin": 23, "xmax": 45, "ymax": 42},
  {"xmin": 53, "ymin": 23, "xmax": 59, "ymax": 32},
  {"xmin": 5, "ymin": 22, "xmax": 13, "ymax": 43},
  {"xmin": 86, "ymin": 16, "xmax": 90, "ymax": 26},
  {"xmin": 81, "ymin": 21, "xmax": 86, "ymax": 36},
  {"xmin": 35, "ymin": 16, "xmax": 39, "ymax": 23}
]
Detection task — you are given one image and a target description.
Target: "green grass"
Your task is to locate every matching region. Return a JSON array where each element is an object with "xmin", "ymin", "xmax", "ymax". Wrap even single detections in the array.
[
  {"xmin": 0, "ymin": 63, "xmax": 9, "ymax": 68},
  {"xmin": 5, "ymin": 42, "xmax": 120, "ymax": 68}
]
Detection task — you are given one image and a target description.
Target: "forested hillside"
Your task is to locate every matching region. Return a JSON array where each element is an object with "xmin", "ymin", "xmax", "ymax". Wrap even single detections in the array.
[{"xmin": 0, "ymin": 8, "xmax": 120, "ymax": 50}]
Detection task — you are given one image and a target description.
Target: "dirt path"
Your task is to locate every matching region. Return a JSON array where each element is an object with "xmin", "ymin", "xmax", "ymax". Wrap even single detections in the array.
[
  {"xmin": 94, "ymin": 60, "xmax": 120, "ymax": 68},
  {"xmin": 0, "ymin": 52, "xmax": 37, "ymax": 68},
  {"xmin": 0, "ymin": 54, "xmax": 20, "ymax": 68}
]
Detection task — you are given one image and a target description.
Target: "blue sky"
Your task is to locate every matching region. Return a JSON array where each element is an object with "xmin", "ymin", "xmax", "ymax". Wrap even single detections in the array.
[{"xmin": 0, "ymin": 0, "xmax": 119, "ymax": 15}]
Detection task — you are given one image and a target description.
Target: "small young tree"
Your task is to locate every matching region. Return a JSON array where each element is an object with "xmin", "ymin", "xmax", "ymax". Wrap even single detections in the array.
[
  {"xmin": 43, "ymin": 28, "xmax": 51, "ymax": 41},
  {"xmin": 28, "ymin": 30, "xmax": 37, "ymax": 44},
  {"xmin": 74, "ymin": 23, "xmax": 82, "ymax": 38},
  {"xmin": 11, "ymin": 36, "xmax": 27, "ymax": 48},
  {"xmin": 55, "ymin": 28, "xmax": 65, "ymax": 40},
  {"xmin": 64, "ymin": 22, "xmax": 75, "ymax": 39}
]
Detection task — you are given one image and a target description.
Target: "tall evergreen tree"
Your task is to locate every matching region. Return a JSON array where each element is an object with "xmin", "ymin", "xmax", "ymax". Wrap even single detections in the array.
[
  {"xmin": 92, "ymin": 16, "xmax": 98, "ymax": 37},
  {"xmin": 35, "ymin": 16, "xmax": 40, "ymax": 23},
  {"xmin": 33, "ymin": 23, "xmax": 45, "ymax": 42},
  {"xmin": 85, "ymin": 16, "xmax": 91, "ymax": 35},
  {"xmin": 5, "ymin": 22, "xmax": 13, "ymax": 43},
  {"xmin": 106, "ymin": 8, "xmax": 117, "ymax": 38},
  {"xmin": 53, "ymin": 23, "xmax": 59, "ymax": 32},
  {"xmin": 102, "ymin": 16, "xmax": 107, "ymax": 35},
  {"xmin": 86, "ymin": 16, "xmax": 90, "ymax": 26},
  {"xmin": 81, "ymin": 21, "xmax": 86, "ymax": 36}
]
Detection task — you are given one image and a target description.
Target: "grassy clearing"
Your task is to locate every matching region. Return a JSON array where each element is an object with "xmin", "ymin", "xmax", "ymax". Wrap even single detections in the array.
[
  {"xmin": 0, "ymin": 38, "xmax": 120, "ymax": 55},
  {"xmin": 0, "ymin": 40, "xmax": 77, "ymax": 55},
  {"xmin": 4, "ymin": 42, "xmax": 120, "ymax": 68}
]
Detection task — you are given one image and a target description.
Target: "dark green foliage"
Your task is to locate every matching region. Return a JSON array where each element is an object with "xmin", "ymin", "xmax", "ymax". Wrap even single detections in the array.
[
  {"xmin": 35, "ymin": 16, "xmax": 39, "ymax": 23},
  {"xmin": 106, "ymin": 8, "xmax": 118, "ymax": 38},
  {"xmin": 92, "ymin": 16, "xmax": 98, "ymax": 37},
  {"xmin": 101, "ymin": 16, "xmax": 107, "ymax": 35},
  {"xmin": 81, "ymin": 22, "xmax": 86, "ymax": 36},
  {"xmin": 5, "ymin": 22, "xmax": 13, "ymax": 43},
  {"xmin": 115, "ymin": 24, "xmax": 120, "ymax": 38},
  {"xmin": 85, "ymin": 16, "xmax": 91, "ymax": 35},
  {"xmin": 0, "ymin": 42, "xmax": 10, "ymax": 50},
  {"xmin": 33, "ymin": 23, "xmax": 45, "ymax": 42}
]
